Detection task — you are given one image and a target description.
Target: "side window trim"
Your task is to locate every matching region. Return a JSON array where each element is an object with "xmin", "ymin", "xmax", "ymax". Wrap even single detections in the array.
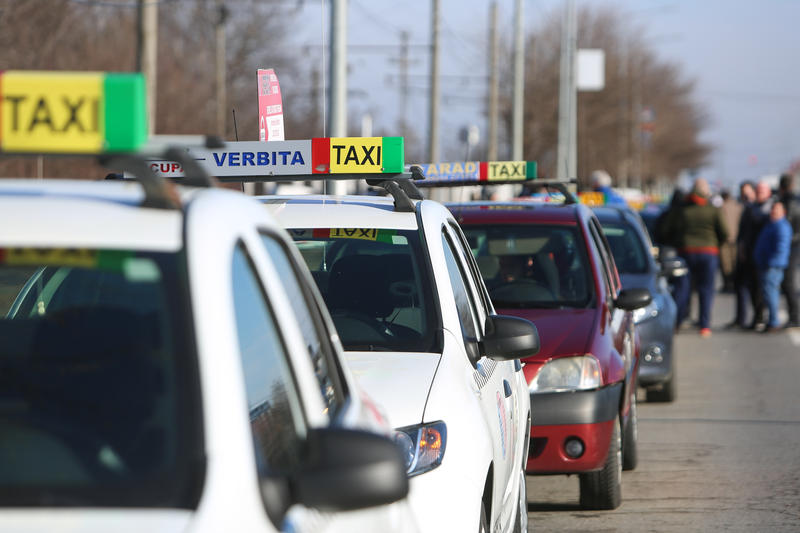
[
  {"xmin": 587, "ymin": 222, "xmax": 613, "ymax": 300},
  {"xmin": 258, "ymin": 230, "xmax": 348, "ymax": 416},
  {"xmin": 448, "ymin": 221, "xmax": 494, "ymax": 316},
  {"xmin": 441, "ymin": 227, "xmax": 482, "ymax": 339}
]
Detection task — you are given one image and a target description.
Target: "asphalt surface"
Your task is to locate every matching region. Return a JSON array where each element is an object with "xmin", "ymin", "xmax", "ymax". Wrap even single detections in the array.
[{"xmin": 525, "ymin": 290, "xmax": 800, "ymax": 532}]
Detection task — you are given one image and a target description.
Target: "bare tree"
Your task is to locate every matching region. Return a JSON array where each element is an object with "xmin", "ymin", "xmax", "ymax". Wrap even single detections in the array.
[
  {"xmin": 500, "ymin": 3, "xmax": 710, "ymax": 190},
  {"xmin": 0, "ymin": 0, "xmax": 305, "ymax": 179}
]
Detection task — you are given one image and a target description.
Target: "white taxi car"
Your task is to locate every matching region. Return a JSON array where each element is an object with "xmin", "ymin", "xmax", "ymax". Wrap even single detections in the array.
[
  {"xmin": 0, "ymin": 177, "xmax": 418, "ymax": 533},
  {"xmin": 263, "ymin": 178, "xmax": 537, "ymax": 533},
  {"xmin": 0, "ymin": 71, "xmax": 416, "ymax": 533}
]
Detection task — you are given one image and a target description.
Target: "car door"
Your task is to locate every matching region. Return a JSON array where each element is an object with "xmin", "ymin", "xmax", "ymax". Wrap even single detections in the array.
[
  {"xmin": 586, "ymin": 218, "xmax": 632, "ymax": 387},
  {"xmin": 441, "ymin": 224, "xmax": 517, "ymax": 532},
  {"xmin": 248, "ymin": 231, "xmax": 418, "ymax": 533}
]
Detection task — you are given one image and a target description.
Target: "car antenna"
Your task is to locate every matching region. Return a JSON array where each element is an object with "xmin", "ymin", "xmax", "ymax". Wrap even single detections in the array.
[{"xmin": 231, "ymin": 109, "xmax": 244, "ymax": 192}]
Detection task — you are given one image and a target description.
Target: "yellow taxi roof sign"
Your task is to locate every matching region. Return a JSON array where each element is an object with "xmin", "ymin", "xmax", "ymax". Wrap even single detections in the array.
[{"xmin": 0, "ymin": 71, "xmax": 147, "ymax": 154}]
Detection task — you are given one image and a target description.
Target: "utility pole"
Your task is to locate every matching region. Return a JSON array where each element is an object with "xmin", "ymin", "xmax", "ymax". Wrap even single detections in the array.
[
  {"xmin": 428, "ymin": 0, "xmax": 440, "ymax": 164},
  {"xmin": 215, "ymin": 0, "xmax": 228, "ymax": 138},
  {"xmin": 328, "ymin": 0, "xmax": 348, "ymax": 194},
  {"xmin": 487, "ymin": 1, "xmax": 499, "ymax": 161},
  {"xmin": 395, "ymin": 31, "xmax": 410, "ymax": 139},
  {"xmin": 511, "ymin": 0, "xmax": 524, "ymax": 161},
  {"xmin": 136, "ymin": 0, "xmax": 158, "ymax": 135},
  {"xmin": 556, "ymin": 0, "xmax": 576, "ymax": 179}
]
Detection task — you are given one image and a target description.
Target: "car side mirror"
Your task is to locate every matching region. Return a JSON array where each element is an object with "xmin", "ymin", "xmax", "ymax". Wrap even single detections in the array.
[
  {"xmin": 260, "ymin": 427, "xmax": 409, "ymax": 525},
  {"xmin": 615, "ymin": 288, "xmax": 652, "ymax": 311},
  {"xmin": 659, "ymin": 256, "xmax": 688, "ymax": 278},
  {"xmin": 481, "ymin": 314, "xmax": 540, "ymax": 361}
]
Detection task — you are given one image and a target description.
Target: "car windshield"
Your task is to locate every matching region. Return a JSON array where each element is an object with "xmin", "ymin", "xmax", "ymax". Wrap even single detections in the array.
[
  {"xmin": 461, "ymin": 224, "xmax": 594, "ymax": 309},
  {"xmin": 288, "ymin": 228, "xmax": 438, "ymax": 353},
  {"xmin": 599, "ymin": 221, "xmax": 650, "ymax": 275},
  {"xmin": 0, "ymin": 248, "xmax": 202, "ymax": 508}
]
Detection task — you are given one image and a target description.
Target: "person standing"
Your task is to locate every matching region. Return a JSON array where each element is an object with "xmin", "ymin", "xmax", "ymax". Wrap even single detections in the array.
[
  {"xmin": 718, "ymin": 189, "xmax": 742, "ymax": 292},
  {"xmin": 590, "ymin": 169, "xmax": 627, "ymax": 206},
  {"xmin": 726, "ymin": 181, "xmax": 757, "ymax": 329},
  {"xmin": 754, "ymin": 201, "xmax": 792, "ymax": 333},
  {"xmin": 778, "ymin": 174, "xmax": 800, "ymax": 328},
  {"xmin": 740, "ymin": 181, "xmax": 774, "ymax": 330},
  {"xmin": 667, "ymin": 178, "xmax": 728, "ymax": 337}
]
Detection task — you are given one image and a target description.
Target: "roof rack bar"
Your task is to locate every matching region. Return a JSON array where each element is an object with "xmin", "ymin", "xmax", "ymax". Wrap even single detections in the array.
[
  {"xmin": 163, "ymin": 147, "xmax": 218, "ymax": 188},
  {"xmin": 98, "ymin": 154, "xmax": 180, "ymax": 210},
  {"xmin": 417, "ymin": 177, "xmax": 578, "ymax": 205},
  {"xmin": 369, "ymin": 180, "xmax": 416, "ymax": 212}
]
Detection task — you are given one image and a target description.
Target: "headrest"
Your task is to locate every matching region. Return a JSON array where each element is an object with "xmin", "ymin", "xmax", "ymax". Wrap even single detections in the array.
[{"xmin": 328, "ymin": 254, "xmax": 414, "ymax": 318}]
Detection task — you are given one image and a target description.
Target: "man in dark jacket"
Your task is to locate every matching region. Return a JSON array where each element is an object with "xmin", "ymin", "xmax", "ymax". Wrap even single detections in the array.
[
  {"xmin": 778, "ymin": 174, "xmax": 800, "ymax": 328},
  {"xmin": 732, "ymin": 180, "xmax": 773, "ymax": 330},
  {"xmin": 754, "ymin": 201, "xmax": 793, "ymax": 332},
  {"xmin": 666, "ymin": 178, "xmax": 728, "ymax": 337}
]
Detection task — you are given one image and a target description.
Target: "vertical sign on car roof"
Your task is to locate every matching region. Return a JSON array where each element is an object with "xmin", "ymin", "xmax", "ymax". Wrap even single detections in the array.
[{"xmin": 257, "ymin": 68, "xmax": 284, "ymax": 142}]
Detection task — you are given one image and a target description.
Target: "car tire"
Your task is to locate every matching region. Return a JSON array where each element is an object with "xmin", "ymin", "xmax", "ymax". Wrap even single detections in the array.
[
  {"xmin": 512, "ymin": 468, "xmax": 528, "ymax": 533},
  {"xmin": 579, "ymin": 419, "xmax": 622, "ymax": 510},
  {"xmin": 622, "ymin": 393, "xmax": 638, "ymax": 471},
  {"xmin": 479, "ymin": 499, "xmax": 489, "ymax": 533},
  {"xmin": 646, "ymin": 374, "xmax": 675, "ymax": 403}
]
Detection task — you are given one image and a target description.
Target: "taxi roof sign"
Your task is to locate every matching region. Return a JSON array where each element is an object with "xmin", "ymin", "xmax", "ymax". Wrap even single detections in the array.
[
  {"xmin": 133, "ymin": 137, "xmax": 405, "ymax": 179},
  {"xmin": 0, "ymin": 71, "xmax": 147, "ymax": 154},
  {"xmin": 414, "ymin": 160, "xmax": 539, "ymax": 185}
]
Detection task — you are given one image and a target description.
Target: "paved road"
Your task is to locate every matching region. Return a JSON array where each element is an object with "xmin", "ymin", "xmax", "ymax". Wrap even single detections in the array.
[{"xmin": 525, "ymin": 291, "xmax": 800, "ymax": 532}]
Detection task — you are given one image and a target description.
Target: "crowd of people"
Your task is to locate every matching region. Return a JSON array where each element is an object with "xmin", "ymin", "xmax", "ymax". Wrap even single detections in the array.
[{"xmin": 655, "ymin": 174, "xmax": 800, "ymax": 336}]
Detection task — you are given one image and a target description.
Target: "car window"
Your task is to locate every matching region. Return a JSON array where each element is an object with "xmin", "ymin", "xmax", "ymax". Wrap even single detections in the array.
[
  {"xmin": 287, "ymin": 228, "xmax": 438, "ymax": 353},
  {"xmin": 0, "ymin": 248, "xmax": 203, "ymax": 508},
  {"xmin": 441, "ymin": 231, "xmax": 480, "ymax": 341},
  {"xmin": 599, "ymin": 221, "xmax": 650, "ymax": 274},
  {"xmin": 258, "ymin": 234, "xmax": 345, "ymax": 416},
  {"xmin": 461, "ymin": 224, "xmax": 594, "ymax": 309},
  {"xmin": 231, "ymin": 244, "xmax": 306, "ymax": 475}
]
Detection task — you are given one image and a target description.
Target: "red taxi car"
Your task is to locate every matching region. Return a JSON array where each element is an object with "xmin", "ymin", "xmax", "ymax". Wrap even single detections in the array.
[{"xmin": 448, "ymin": 200, "xmax": 651, "ymax": 510}]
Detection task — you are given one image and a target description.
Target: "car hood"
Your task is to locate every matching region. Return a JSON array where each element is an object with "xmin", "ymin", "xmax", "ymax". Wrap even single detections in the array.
[
  {"xmin": 0, "ymin": 510, "xmax": 190, "ymax": 533},
  {"xmin": 495, "ymin": 307, "xmax": 596, "ymax": 360},
  {"xmin": 344, "ymin": 351, "xmax": 441, "ymax": 429}
]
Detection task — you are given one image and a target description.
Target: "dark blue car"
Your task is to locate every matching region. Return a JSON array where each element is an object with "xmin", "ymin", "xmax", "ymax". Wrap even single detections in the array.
[{"xmin": 592, "ymin": 206, "xmax": 680, "ymax": 402}]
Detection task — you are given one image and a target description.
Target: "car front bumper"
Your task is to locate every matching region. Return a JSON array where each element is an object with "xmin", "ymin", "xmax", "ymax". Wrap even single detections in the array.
[{"xmin": 527, "ymin": 383, "xmax": 622, "ymax": 474}]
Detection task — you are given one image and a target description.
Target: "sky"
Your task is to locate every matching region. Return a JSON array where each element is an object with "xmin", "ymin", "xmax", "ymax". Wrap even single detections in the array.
[{"xmin": 292, "ymin": 0, "xmax": 800, "ymax": 189}]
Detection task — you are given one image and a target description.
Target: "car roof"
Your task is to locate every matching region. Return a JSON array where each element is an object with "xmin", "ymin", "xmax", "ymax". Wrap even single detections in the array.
[
  {"xmin": 0, "ymin": 179, "xmax": 191, "ymax": 251},
  {"xmin": 260, "ymin": 194, "xmax": 420, "ymax": 230},
  {"xmin": 590, "ymin": 205, "xmax": 631, "ymax": 223},
  {"xmin": 446, "ymin": 201, "xmax": 587, "ymax": 225}
]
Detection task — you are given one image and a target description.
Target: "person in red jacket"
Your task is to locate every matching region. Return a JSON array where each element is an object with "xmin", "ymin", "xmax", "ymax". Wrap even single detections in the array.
[{"xmin": 664, "ymin": 178, "xmax": 729, "ymax": 337}]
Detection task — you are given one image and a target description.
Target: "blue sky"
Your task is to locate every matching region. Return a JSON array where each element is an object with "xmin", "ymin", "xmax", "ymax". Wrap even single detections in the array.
[{"xmin": 293, "ymin": 0, "xmax": 800, "ymax": 188}]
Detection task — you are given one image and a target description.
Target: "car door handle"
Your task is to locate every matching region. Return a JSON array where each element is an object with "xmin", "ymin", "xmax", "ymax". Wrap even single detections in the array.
[{"xmin": 503, "ymin": 379, "xmax": 512, "ymax": 398}]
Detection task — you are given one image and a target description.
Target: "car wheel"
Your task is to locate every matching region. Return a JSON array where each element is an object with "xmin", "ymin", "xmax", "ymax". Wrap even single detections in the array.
[
  {"xmin": 622, "ymin": 393, "xmax": 638, "ymax": 471},
  {"xmin": 478, "ymin": 499, "xmax": 489, "ymax": 533},
  {"xmin": 646, "ymin": 374, "xmax": 675, "ymax": 402},
  {"xmin": 578, "ymin": 419, "xmax": 622, "ymax": 510},
  {"xmin": 512, "ymin": 468, "xmax": 528, "ymax": 533}
]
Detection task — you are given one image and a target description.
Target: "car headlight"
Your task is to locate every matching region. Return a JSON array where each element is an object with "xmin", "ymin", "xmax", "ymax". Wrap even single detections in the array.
[
  {"xmin": 632, "ymin": 294, "xmax": 660, "ymax": 324},
  {"xmin": 393, "ymin": 421, "xmax": 447, "ymax": 477},
  {"xmin": 529, "ymin": 355, "xmax": 601, "ymax": 393}
]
